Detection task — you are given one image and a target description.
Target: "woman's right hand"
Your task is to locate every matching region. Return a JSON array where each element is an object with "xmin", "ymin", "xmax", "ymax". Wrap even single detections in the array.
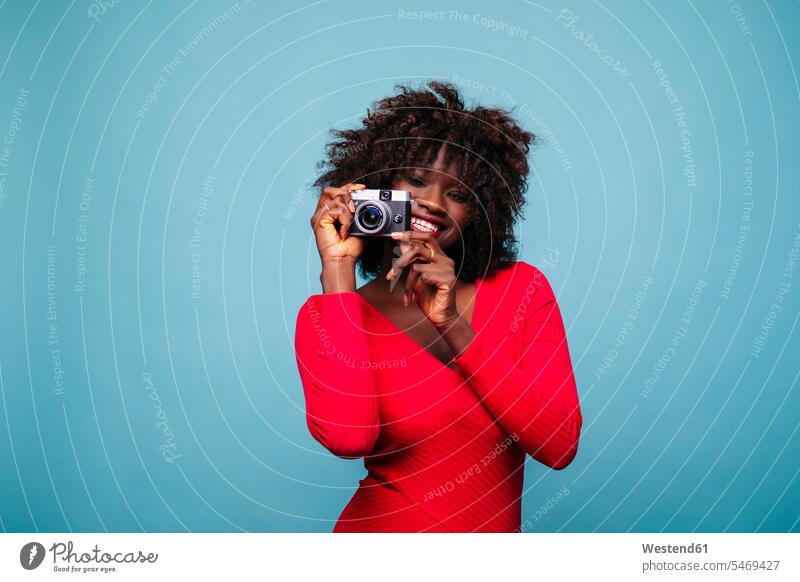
[
  {"xmin": 310, "ymin": 183, "xmax": 366, "ymax": 262},
  {"xmin": 311, "ymin": 184, "xmax": 366, "ymax": 292}
]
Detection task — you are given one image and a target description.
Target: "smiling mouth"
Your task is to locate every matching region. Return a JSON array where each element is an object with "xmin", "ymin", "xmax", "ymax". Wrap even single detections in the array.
[{"xmin": 410, "ymin": 216, "xmax": 442, "ymax": 234}]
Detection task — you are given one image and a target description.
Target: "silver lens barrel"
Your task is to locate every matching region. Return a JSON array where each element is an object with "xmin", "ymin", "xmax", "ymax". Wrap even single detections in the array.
[{"xmin": 354, "ymin": 200, "xmax": 390, "ymax": 234}]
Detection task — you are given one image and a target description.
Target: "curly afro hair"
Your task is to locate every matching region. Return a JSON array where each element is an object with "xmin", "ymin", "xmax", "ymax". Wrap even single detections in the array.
[{"xmin": 313, "ymin": 80, "xmax": 535, "ymax": 283}]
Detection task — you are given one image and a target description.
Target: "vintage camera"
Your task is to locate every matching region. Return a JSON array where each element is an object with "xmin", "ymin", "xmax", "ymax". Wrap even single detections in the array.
[{"xmin": 348, "ymin": 189, "xmax": 411, "ymax": 236}]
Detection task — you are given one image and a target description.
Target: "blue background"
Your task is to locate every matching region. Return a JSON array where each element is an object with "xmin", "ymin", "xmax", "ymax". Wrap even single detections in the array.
[{"xmin": 0, "ymin": 0, "xmax": 798, "ymax": 532}]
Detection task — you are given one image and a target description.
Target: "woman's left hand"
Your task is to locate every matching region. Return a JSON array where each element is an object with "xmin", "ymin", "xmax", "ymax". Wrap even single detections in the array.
[{"xmin": 386, "ymin": 231, "xmax": 459, "ymax": 328}]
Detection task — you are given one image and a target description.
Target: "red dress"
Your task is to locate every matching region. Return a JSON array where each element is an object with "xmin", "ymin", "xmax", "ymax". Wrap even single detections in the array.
[{"xmin": 294, "ymin": 261, "xmax": 582, "ymax": 532}]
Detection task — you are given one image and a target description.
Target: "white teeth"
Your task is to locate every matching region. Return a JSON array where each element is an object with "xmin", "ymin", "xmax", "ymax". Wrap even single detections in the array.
[{"xmin": 411, "ymin": 217, "xmax": 440, "ymax": 232}]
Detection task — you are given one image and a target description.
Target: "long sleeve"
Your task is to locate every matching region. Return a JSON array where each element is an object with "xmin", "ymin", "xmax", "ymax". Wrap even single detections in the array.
[
  {"xmin": 294, "ymin": 292, "xmax": 380, "ymax": 459},
  {"xmin": 453, "ymin": 266, "xmax": 582, "ymax": 470}
]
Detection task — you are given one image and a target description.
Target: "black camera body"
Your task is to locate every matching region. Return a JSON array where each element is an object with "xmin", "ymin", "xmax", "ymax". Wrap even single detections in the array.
[{"xmin": 348, "ymin": 189, "xmax": 411, "ymax": 236}]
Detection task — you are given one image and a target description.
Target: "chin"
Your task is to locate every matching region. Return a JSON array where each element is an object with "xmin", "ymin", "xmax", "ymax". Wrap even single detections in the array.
[{"xmin": 436, "ymin": 235, "xmax": 453, "ymax": 251}]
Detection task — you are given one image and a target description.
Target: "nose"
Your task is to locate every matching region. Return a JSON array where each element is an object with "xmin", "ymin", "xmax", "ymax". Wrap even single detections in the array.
[{"xmin": 411, "ymin": 187, "xmax": 447, "ymax": 216}]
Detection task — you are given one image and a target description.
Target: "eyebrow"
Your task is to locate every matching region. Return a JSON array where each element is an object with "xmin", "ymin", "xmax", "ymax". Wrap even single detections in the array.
[{"xmin": 407, "ymin": 167, "xmax": 461, "ymax": 186}]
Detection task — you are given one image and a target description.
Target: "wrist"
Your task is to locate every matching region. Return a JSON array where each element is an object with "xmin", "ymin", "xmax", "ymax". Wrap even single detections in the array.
[
  {"xmin": 320, "ymin": 257, "xmax": 357, "ymax": 293},
  {"xmin": 435, "ymin": 315, "xmax": 475, "ymax": 359},
  {"xmin": 432, "ymin": 311, "xmax": 461, "ymax": 332}
]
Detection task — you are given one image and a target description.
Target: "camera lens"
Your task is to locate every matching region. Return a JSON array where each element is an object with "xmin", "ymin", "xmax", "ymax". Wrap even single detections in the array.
[
  {"xmin": 355, "ymin": 202, "xmax": 388, "ymax": 234},
  {"xmin": 361, "ymin": 206, "xmax": 382, "ymax": 228}
]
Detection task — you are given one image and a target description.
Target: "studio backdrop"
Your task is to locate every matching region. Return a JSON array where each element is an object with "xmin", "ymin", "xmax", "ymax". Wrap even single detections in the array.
[{"xmin": 0, "ymin": 0, "xmax": 798, "ymax": 533}]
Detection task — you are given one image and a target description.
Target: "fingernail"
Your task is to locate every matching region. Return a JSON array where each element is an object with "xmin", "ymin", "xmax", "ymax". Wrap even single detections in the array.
[
  {"xmin": 349, "ymin": 201, "xmax": 356, "ymax": 212},
  {"xmin": 403, "ymin": 295, "xmax": 408, "ymax": 306},
  {"xmin": 390, "ymin": 232, "xmax": 402, "ymax": 239},
  {"xmin": 386, "ymin": 269, "xmax": 393, "ymax": 280}
]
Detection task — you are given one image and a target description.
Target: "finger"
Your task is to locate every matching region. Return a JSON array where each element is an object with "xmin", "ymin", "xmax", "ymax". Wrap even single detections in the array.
[
  {"xmin": 410, "ymin": 262, "xmax": 444, "ymax": 280},
  {"xmin": 314, "ymin": 194, "xmax": 333, "ymax": 216},
  {"xmin": 341, "ymin": 182, "xmax": 366, "ymax": 193},
  {"xmin": 323, "ymin": 183, "xmax": 365, "ymax": 198},
  {"xmin": 410, "ymin": 263, "xmax": 455, "ymax": 301},
  {"xmin": 404, "ymin": 267, "xmax": 421, "ymax": 306},
  {"xmin": 404, "ymin": 241, "xmax": 438, "ymax": 267},
  {"xmin": 328, "ymin": 198, "xmax": 354, "ymax": 240},
  {"xmin": 410, "ymin": 266, "xmax": 435, "ymax": 305},
  {"xmin": 344, "ymin": 183, "xmax": 366, "ymax": 212},
  {"xmin": 324, "ymin": 197, "xmax": 350, "ymax": 218},
  {"xmin": 310, "ymin": 206, "xmax": 322, "ymax": 228},
  {"xmin": 310, "ymin": 203, "xmax": 332, "ymax": 230},
  {"xmin": 325, "ymin": 183, "xmax": 365, "ymax": 212},
  {"xmin": 386, "ymin": 243, "xmax": 428, "ymax": 280},
  {"xmin": 407, "ymin": 263, "xmax": 436, "ymax": 305},
  {"xmin": 321, "ymin": 188, "xmax": 350, "ymax": 213},
  {"xmin": 397, "ymin": 240, "xmax": 416, "ymax": 254},
  {"xmin": 395, "ymin": 244, "xmax": 428, "ymax": 269},
  {"xmin": 315, "ymin": 198, "xmax": 352, "ymax": 239},
  {"xmin": 390, "ymin": 230, "xmax": 445, "ymax": 255}
]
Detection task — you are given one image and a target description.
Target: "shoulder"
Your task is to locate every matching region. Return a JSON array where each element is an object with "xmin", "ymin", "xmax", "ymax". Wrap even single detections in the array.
[
  {"xmin": 484, "ymin": 260, "xmax": 555, "ymax": 295},
  {"xmin": 296, "ymin": 291, "xmax": 365, "ymax": 322},
  {"xmin": 477, "ymin": 261, "xmax": 560, "ymax": 335},
  {"xmin": 480, "ymin": 260, "xmax": 558, "ymax": 318}
]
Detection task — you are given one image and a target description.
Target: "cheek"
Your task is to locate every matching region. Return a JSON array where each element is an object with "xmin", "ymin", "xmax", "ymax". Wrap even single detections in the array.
[{"xmin": 450, "ymin": 206, "xmax": 470, "ymax": 230}]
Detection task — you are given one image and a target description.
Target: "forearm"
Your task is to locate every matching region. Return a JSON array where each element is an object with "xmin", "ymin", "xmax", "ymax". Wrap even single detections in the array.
[
  {"xmin": 320, "ymin": 257, "xmax": 357, "ymax": 293},
  {"xmin": 449, "ymin": 313, "xmax": 582, "ymax": 470},
  {"xmin": 295, "ymin": 291, "xmax": 380, "ymax": 459}
]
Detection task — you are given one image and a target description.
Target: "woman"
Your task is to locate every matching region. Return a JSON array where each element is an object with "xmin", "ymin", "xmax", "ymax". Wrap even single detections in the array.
[{"xmin": 294, "ymin": 81, "xmax": 582, "ymax": 532}]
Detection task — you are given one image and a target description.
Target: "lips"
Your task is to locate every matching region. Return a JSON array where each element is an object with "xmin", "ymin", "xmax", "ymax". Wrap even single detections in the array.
[{"xmin": 410, "ymin": 210, "xmax": 446, "ymax": 237}]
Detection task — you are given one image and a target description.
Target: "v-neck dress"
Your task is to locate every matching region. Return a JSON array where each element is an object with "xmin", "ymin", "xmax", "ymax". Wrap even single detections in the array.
[{"xmin": 294, "ymin": 260, "xmax": 583, "ymax": 532}]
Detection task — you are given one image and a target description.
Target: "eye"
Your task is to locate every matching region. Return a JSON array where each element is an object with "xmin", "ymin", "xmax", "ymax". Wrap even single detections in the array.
[
  {"xmin": 404, "ymin": 174, "xmax": 425, "ymax": 187},
  {"xmin": 448, "ymin": 191, "xmax": 469, "ymax": 203}
]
